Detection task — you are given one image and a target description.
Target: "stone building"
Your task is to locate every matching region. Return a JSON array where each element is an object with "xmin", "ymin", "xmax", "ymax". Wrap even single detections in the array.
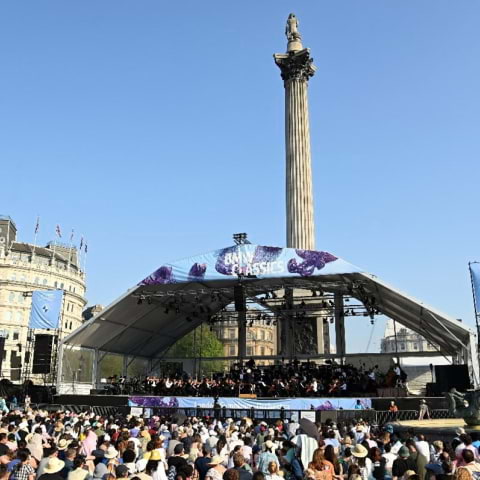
[
  {"xmin": 0, "ymin": 215, "xmax": 87, "ymax": 381},
  {"xmin": 212, "ymin": 319, "xmax": 277, "ymax": 365},
  {"xmin": 381, "ymin": 320, "xmax": 437, "ymax": 354}
]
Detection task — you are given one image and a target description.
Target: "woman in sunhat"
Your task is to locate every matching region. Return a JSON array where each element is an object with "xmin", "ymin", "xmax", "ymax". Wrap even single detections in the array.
[
  {"xmin": 205, "ymin": 456, "xmax": 226, "ymax": 480},
  {"xmin": 38, "ymin": 457, "xmax": 66, "ymax": 480},
  {"xmin": 350, "ymin": 444, "xmax": 372, "ymax": 480}
]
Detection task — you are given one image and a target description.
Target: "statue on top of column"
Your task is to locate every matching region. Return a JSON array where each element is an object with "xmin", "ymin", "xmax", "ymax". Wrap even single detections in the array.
[{"xmin": 285, "ymin": 13, "xmax": 301, "ymax": 42}]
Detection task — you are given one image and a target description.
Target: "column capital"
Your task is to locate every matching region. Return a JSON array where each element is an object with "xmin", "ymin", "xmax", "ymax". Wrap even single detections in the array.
[{"xmin": 274, "ymin": 48, "xmax": 316, "ymax": 83}]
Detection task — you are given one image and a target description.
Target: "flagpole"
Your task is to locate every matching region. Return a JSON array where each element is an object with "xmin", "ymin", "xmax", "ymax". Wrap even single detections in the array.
[
  {"xmin": 67, "ymin": 230, "xmax": 74, "ymax": 271},
  {"xmin": 32, "ymin": 216, "xmax": 39, "ymax": 260},
  {"xmin": 83, "ymin": 245, "xmax": 88, "ymax": 276},
  {"xmin": 468, "ymin": 262, "xmax": 480, "ymax": 350}
]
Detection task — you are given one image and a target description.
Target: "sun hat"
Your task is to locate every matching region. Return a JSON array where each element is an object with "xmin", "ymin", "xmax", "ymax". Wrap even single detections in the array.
[
  {"xmin": 455, "ymin": 427, "xmax": 466, "ymax": 436},
  {"xmin": 104, "ymin": 446, "xmax": 118, "ymax": 459},
  {"xmin": 351, "ymin": 444, "xmax": 368, "ymax": 458},
  {"xmin": 433, "ymin": 440, "xmax": 444, "ymax": 449},
  {"xmin": 57, "ymin": 438, "xmax": 71, "ymax": 450},
  {"xmin": 136, "ymin": 459, "xmax": 148, "ymax": 472},
  {"xmin": 265, "ymin": 440, "xmax": 274, "ymax": 450},
  {"xmin": 403, "ymin": 470, "xmax": 417, "ymax": 480},
  {"xmin": 399, "ymin": 446, "xmax": 410, "ymax": 458},
  {"xmin": 208, "ymin": 456, "xmax": 223, "ymax": 466},
  {"xmin": 44, "ymin": 457, "xmax": 66, "ymax": 474},
  {"xmin": 148, "ymin": 450, "xmax": 162, "ymax": 461}
]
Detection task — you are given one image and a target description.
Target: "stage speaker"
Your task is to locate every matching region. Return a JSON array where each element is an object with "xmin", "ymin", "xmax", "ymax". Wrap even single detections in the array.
[
  {"xmin": 234, "ymin": 286, "xmax": 246, "ymax": 312},
  {"xmin": 434, "ymin": 365, "xmax": 470, "ymax": 393},
  {"xmin": 0, "ymin": 337, "xmax": 5, "ymax": 376},
  {"xmin": 32, "ymin": 334, "xmax": 54, "ymax": 374}
]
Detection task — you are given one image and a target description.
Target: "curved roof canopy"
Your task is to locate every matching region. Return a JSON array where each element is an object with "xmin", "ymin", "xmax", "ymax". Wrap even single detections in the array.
[{"xmin": 63, "ymin": 244, "xmax": 477, "ymax": 380}]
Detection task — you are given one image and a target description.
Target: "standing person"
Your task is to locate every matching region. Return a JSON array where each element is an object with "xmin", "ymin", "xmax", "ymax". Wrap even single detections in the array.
[
  {"xmin": 37, "ymin": 457, "xmax": 66, "ymax": 480},
  {"xmin": 370, "ymin": 448, "xmax": 386, "ymax": 480},
  {"xmin": 10, "ymin": 450, "xmax": 35, "ymax": 480},
  {"xmin": 264, "ymin": 462, "xmax": 283, "ymax": 480},
  {"xmin": 418, "ymin": 401, "xmax": 430, "ymax": 421},
  {"xmin": 258, "ymin": 442, "xmax": 279, "ymax": 475},
  {"xmin": 392, "ymin": 447, "xmax": 416, "ymax": 480},
  {"xmin": 389, "ymin": 402, "xmax": 399, "ymax": 422},
  {"xmin": 195, "ymin": 447, "xmax": 212, "ymax": 480},
  {"xmin": 305, "ymin": 448, "xmax": 335, "ymax": 480},
  {"xmin": 351, "ymin": 445, "xmax": 372, "ymax": 480},
  {"xmin": 205, "ymin": 456, "xmax": 226, "ymax": 480}
]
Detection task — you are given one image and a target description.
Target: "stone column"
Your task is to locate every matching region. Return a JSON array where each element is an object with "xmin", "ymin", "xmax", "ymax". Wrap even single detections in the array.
[
  {"xmin": 275, "ymin": 28, "xmax": 316, "ymax": 251},
  {"xmin": 275, "ymin": 16, "xmax": 319, "ymax": 357},
  {"xmin": 334, "ymin": 293, "xmax": 346, "ymax": 361}
]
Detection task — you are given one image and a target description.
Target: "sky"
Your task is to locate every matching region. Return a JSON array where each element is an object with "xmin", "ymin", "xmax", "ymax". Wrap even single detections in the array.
[{"xmin": 1, "ymin": 1, "xmax": 479, "ymax": 353}]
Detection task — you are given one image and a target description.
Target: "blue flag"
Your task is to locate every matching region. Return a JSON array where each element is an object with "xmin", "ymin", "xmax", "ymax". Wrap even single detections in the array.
[{"xmin": 29, "ymin": 290, "xmax": 63, "ymax": 329}]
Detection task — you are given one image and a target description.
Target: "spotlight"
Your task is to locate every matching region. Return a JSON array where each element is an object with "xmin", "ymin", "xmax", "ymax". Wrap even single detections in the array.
[{"xmin": 137, "ymin": 295, "xmax": 145, "ymax": 305}]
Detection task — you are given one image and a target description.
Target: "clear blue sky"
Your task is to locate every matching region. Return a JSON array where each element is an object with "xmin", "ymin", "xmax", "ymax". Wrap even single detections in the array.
[{"xmin": 1, "ymin": 1, "xmax": 479, "ymax": 353}]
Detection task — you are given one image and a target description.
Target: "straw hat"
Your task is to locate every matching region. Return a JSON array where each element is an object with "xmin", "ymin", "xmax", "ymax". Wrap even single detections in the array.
[
  {"xmin": 44, "ymin": 458, "xmax": 65, "ymax": 474},
  {"xmin": 403, "ymin": 470, "xmax": 417, "ymax": 480},
  {"xmin": 148, "ymin": 450, "xmax": 162, "ymax": 461},
  {"xmin": 351, "ymin": 444, "xmax": 368, "ymax": 458},
  {"xmin": 57, "ymin": 438, "xmax": 71, "ymax": 451},
  {"xmin": 104, "ymin": 446, "xmax": 118, "ymax": 459},
  {"xmin": 208, "ymin": 456, "xmax": 223, "ymax": 466}
]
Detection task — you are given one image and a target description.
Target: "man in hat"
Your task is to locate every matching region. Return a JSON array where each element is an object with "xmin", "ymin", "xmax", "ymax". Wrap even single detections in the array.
[
  {"xmin": 37, "ymin": 457, "xmax": 65, "ymax": 480},
  {"xmin": 392, "ymin": 446, "xmax": 417, "ymax": 480}
]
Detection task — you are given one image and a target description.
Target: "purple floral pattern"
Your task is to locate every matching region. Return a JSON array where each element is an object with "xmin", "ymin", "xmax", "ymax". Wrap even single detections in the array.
[
  {"xmin": 129, "ymin": 396, "xmax": 179, "ymax": 408},
  {"xmin": 140, "ymin": 266, "xmax": 174, "ymax": 285},
  {"xmin": 287, "ymin": 250, "xmax": 338, "ymax": 277},
  {"xmin": 188, "ymin": 263, "xmax": 207, "ymax": 281}
]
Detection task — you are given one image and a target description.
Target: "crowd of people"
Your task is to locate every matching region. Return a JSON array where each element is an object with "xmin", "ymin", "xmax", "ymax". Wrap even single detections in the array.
[
  {"xmin": 0, "ymin": 401, "xmax": 470, "ymax": 480},
  {"xmin": 106, "ymin": 361, "xmax": 407, "ymax": 397}
]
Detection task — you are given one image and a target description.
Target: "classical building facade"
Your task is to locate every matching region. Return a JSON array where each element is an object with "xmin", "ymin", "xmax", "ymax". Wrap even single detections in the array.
[
  {"xmin": 212, "ymin": 320, "xmax": 277, "ymax": 365},
  {"xmin": 0, "ymin": 215, "xmax": 87, "ymax": 381},
  {"xmin": 380, "ymin": 320, "xmax": 437, "ymax": 354}
]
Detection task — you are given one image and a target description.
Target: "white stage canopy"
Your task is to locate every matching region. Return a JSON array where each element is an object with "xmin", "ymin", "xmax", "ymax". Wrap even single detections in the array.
[{"xmin": 62, "ymin": 244, "xmax": 479, "ymax": 385}]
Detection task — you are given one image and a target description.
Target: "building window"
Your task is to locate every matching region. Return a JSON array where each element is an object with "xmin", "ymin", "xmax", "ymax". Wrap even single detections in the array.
[
  {"xmin": 261, "ymin": 347, "xmax": 265, "ymax": 355},
  {"xmin": 268, "ymin": 332, "xmax": 272, "ymax": 341},
  {"xmin": 18, "ymin": 293, "xmax": 24, "ymax": 303},
  {"xmin": 3, "ymin": 312, "xmax": 12, "ymax": 323},
  {"xmin": 229, "ymin": 345, "xmax": 235, "ymax": 356},
  {"xmin": 247, "ymin": 331, "xmax": 252, "ymax": 340},
  {"xmin": 12, "ymin": 330, "xmax": 19, "ymax": 340},
  {"xmin": 413, "ymin": 343, "xmax": 418, "ymax": 350},
  {"xmin": 260, "ymin": 330, "xmax": 265, "ymax": 340},
  {"xmin": 229, "ymin": 329, "xmax": 235, "ymax": 339},
  {"xmin": 54, "ymin": 281, "xmax": 58, "ymax": 288},
  {"xmin": 10, "ymin": 274, "xmax": 16, "ymax": 281},
  {"xmin": 400, "ymin": 343, "xmax": 405, "ymax": 350},
  {"xmin": 42, "ymin": 279, "xmax": 48, "ymax": 285},
  {"xmin": 20, "ymin": 275, "xmax": 26, "ymax": 283},
  {"xmin": 34, "ymin": 277, "xmax": 40, "ymax": 284},
  {"xmin": 60, "ymin": 282, "xmax": 64, "ymax": 289},
  {"xmin": 15, "ymin": 312, "xmax": 22, "ymax": 323},
  {"xmin": 8, "ymin": 292, "xmax": 15, "ymax": 303},
  {"xmin": 247, "ymin": 346, "xmax": 253, "ymax": 356}
]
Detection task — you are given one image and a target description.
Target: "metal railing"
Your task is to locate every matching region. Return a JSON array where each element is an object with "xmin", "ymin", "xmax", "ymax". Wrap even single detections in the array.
[{"xmin": 44, "ymin": 403, "xmax": 453, "ymax": 424}]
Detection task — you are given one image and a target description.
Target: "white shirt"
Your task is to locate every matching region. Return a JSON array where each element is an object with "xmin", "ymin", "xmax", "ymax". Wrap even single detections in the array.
[{"xmin": 416, "ymin": 441, "xmax": 430, "ymax": 460}]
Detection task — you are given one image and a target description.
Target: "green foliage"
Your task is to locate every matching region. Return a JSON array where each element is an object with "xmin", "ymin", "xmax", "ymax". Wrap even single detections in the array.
[{"xmin": 166, "ymin": 325, "xmax": 225, "ymax": 375}]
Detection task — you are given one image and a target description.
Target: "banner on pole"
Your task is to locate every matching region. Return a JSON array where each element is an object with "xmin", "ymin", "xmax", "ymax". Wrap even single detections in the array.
[{"xmin": 29, "ymin": 290, "xmax": 63, "ymax": 329}]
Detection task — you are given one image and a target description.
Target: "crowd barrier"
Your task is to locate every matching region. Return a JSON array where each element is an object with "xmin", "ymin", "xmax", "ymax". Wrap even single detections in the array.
[{"xmin": 42, "ymin": 403, "xmax": 452, "ymax": 425}]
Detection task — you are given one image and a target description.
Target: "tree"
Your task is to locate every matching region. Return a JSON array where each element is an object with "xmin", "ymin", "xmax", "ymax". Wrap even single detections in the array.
[{"xmin": 166, "ymin": 325, "xmax": 225, "ymax": 375}]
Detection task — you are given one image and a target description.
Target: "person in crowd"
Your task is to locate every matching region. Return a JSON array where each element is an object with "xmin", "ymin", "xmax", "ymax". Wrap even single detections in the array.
[
  {"xmin": 392, "ymin": 447, "xmax": 417, "ymax": 480},
  {"xmin": 258, "ymin": 442, "xmax": 279, "ymax": 475},
  {"xmin": 206, "ymin": 456, "xmax": 227, "ymax": 480}
]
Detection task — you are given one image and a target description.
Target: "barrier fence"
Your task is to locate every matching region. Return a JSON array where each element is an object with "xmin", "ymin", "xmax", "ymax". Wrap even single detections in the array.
[{"xmin": 42, "ymin": 403, "xmax": 452, "ymax": 424}]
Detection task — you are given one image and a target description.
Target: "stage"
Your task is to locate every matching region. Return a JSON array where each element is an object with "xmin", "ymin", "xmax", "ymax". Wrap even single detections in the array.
[{"xmin": 394, "ymin": 418, "xmax": 479, "ymax": 441}]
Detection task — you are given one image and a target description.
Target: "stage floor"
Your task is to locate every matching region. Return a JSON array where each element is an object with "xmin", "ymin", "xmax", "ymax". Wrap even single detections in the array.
[{"xmin": 394, "ymin": 418, "xmax": 478, "ymax": 440}]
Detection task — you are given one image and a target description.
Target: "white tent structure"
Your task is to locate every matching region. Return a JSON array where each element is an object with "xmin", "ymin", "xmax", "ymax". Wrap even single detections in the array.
[{"xmin": 59, "ymin": 244, "xmax": 479, "ymax": 390}]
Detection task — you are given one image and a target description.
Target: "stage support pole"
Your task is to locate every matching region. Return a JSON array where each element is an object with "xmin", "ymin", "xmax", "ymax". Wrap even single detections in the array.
[
  {"xmin": 122, "ymin": 355, "xmax": 128, "ymax": 378},
  {"xmin": 56, "ymin": 341, "xmax": 64, "ymax": 393},
  {"xmin": 334, "ymin": 293, "xmax": 346, "ymax": 362},
  {"xmin": 238, "ymin": 310, "xmax": 247, "ymax": 362},
  {"xmin": 92, "ymin": 349, "xmax": 99, "ymax": 390}
]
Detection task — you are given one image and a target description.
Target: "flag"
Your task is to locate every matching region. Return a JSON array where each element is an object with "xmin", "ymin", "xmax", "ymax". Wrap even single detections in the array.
[
  {"xmin": 79, "ymin": 236, "xmax": 84, "ymax": 251},
  {"xmin": 84, "ymin": 242, "xmax": 88, "ymax": 254},
  {"xmin": 34, "ymin": 217, "xmax": 40, "ymax": 234},
  {"xmin": 55, "ymin": 225, "xmax": 62, "ymax": 238},
  {"xmin": 470, "ymin": 262, "xmax": 480, "ymax": 315},
  {"xmin": 69, "ymin": 229, "xmax": 74, "ymax": 242},
  {"xmin": 29, "ymin": 290, "xmax": 64, "ymax": 329}
]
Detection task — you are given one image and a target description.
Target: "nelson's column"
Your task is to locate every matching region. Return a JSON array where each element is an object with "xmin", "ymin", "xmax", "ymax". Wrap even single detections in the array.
[{"xmin": 274, "ymin": 14, "xmax": 325, "ymax": 356}]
